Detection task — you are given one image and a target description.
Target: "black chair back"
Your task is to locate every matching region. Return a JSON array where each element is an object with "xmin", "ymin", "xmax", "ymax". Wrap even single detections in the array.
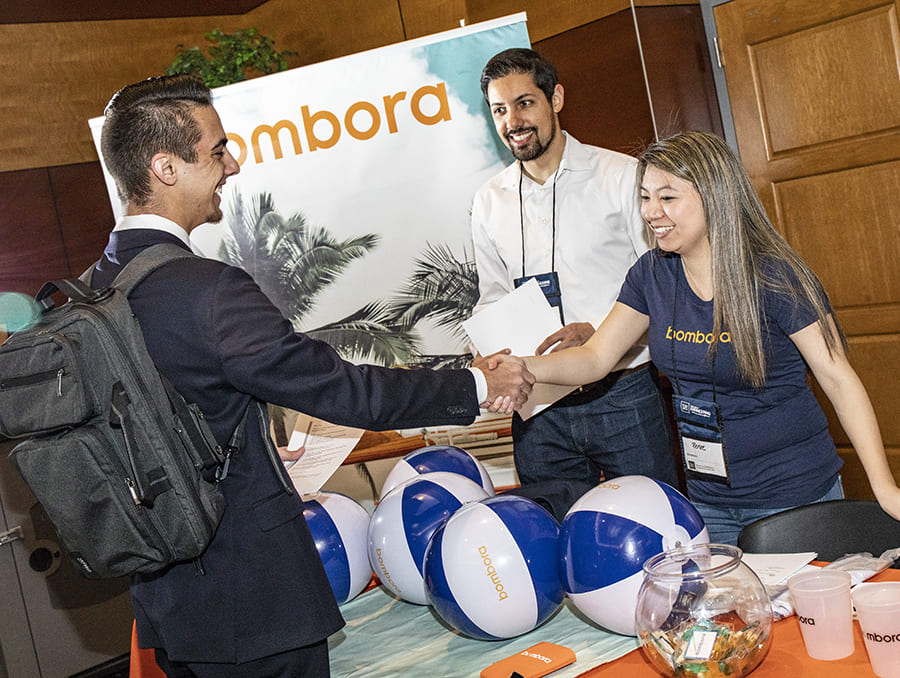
[{"xmin": 737, "ymin": 499, "xmax": 900, "ymax": 566}]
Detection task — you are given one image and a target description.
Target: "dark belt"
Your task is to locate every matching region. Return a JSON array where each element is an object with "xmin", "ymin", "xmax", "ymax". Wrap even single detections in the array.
[{"xmin": 556, "ymin": 363, "xmax": 650, "ymax": 406}]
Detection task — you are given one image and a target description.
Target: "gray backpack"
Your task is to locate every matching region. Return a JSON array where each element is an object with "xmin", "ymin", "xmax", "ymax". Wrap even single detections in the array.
[{"xmin": 0, "ymin": 244, "xmax": 246, "ymax": 578}]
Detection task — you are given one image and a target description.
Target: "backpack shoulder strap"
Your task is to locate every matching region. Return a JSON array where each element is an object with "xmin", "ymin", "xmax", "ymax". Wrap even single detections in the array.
[
  {"xmin": 110, "ymin": 244, "xmax": 260, "ymax": 479},
  {"xmin": 111, "ymin": 243, "xmax": 197, "ymax": 297},
  {"xmin": 82, "ymin": 243, "xmax": 272, "ymax": 485}
]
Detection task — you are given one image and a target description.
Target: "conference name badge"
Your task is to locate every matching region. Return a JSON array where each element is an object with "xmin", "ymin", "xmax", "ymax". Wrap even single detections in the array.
[{"xmin": 673, "ymin": 394, "xmax": 730, "ymax": 485}]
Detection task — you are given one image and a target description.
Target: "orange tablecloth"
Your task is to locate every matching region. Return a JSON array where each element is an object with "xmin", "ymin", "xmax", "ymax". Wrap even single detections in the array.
[
  {"xmin": 578, "ymin": 565, "xmax": 898, "ymax": 678},
  {"xmin": 130, "ymin": 621, "xmax": 164, "ymax": 678},
  {"xmin": 131, "ymin": 564, "xmax": 897, "ymax": 677}
]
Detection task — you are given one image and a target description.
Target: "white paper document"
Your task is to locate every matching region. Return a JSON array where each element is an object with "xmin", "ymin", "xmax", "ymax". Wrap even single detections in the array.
[
  {"xmin": 741, "ymin": 552, "xmax": 818, "ymax": 587},
  {"xmin": 462, "ymin": 278, "xmax": 576, "ymax": 419},
  {"xmin": 285, "ymin": 414, "xmax": 364, "ymax": 495}
]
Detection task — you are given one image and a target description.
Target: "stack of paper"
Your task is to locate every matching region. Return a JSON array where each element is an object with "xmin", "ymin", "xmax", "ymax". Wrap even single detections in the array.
[
  {"xmin": 741, "ymin": 552, "xmax": 818, "ymax": 588},
  {"xmin": 285, "ymin": 414, "xmax": 364, "ymax": 495}
]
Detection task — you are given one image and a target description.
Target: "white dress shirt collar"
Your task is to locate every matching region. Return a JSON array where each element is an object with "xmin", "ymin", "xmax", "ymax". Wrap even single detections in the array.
[{"xmin": 113, "ymin": 214, "xmax": 193, "ymax": 249}]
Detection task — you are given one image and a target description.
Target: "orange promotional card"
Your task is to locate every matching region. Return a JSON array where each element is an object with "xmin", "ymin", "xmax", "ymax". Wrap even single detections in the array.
[{"xmin": 481, "ymin": 642, "xmax": 576, "ymax": 678}]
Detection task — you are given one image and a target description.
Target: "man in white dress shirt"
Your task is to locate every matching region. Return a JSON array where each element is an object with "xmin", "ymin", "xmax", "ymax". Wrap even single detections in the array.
[{"xmin": 471, "ymin": 48, "xmax": 678, "ymax": 492}]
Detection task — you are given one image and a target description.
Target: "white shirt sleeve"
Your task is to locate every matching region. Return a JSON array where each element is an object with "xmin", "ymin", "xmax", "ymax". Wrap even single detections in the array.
[{"xmin": 467, "ymin": 367, "xmax": 487, "ymax": 405}]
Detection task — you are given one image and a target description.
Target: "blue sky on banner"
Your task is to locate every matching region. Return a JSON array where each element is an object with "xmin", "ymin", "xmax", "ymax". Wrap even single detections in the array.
[{"xmin": 417, "ymin": 19, "xmax": 530, "ymax": 170}]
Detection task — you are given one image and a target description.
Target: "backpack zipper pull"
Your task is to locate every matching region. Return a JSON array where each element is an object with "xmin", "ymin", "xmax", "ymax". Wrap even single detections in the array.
[
  {"xmin": 125, "ymin": 477, "xmax": 141, "ymax": 505},
  {"xmin": 57, "ymin": 368, "xmax": 64, "ymax": 396}
]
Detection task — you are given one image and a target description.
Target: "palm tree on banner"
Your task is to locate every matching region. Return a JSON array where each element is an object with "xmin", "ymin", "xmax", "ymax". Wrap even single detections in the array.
[
  {"xmin": 219, "ymin": 192, "xmax": 431, "ymax": 496},
  {"xmin": 219, "ymin": 191, "xmax": 421, "ymax": 365},
  {"xmin": 387, "ymin": 242, "xmax": 479, "ymax": 369}
]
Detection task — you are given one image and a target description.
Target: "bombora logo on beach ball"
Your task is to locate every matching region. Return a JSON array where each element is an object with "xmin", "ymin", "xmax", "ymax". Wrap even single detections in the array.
[{"xmin": 423, "ymin": 495, "xmax": 564, "ymax": 640}]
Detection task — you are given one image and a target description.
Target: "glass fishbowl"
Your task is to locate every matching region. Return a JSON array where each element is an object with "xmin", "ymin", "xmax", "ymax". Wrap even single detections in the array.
[{"xmin": 635, "ymin": 544, "xmax": 773, "ymax": 678}]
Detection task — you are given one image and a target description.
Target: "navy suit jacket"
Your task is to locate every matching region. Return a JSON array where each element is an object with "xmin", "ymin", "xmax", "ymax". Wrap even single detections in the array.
[{"xmin": 92, "ymin": 228, "xmax": 480, "ymax": 663}]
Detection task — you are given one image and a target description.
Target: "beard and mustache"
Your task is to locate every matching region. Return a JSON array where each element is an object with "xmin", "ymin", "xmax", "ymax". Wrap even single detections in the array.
[{"xmin": 504, "ymin": 117, "xmax": 558, "ymax": 162}]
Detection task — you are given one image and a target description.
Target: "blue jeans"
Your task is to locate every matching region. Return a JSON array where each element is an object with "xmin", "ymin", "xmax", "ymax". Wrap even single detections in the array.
[
  {"xmin": 692, "ymin": 476, "xmax": 846, "ymax": 546},
  {"xmin": 512, "ymin": 365, "xmax": 678, "ymax": 488}
]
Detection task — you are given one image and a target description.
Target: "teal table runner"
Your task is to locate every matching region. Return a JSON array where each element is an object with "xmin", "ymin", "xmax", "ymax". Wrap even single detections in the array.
[{"xmin": 329, "ymin": 585, "xmax": 640, "ymax": 677}]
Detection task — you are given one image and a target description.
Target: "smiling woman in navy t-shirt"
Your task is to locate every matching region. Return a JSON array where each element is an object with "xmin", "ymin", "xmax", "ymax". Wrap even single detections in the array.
[{"xmin": 501, "ymin": 131, "xmax": 900, "ymax": 544}]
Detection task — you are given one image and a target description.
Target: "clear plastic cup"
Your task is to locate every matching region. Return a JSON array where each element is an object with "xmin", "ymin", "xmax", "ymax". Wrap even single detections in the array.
[
  {"xmin": 787, "ymin": 569, "xmax": 854, "ymax": 660},
  {"xmin": 852, "ymin": 582, "xmax": 900, "ymax": 678}
]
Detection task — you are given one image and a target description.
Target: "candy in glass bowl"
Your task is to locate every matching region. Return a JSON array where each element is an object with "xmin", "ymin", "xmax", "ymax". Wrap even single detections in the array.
[{"xmin": 634, "ymin": 543, "xmax": 773, "ymax": 678}]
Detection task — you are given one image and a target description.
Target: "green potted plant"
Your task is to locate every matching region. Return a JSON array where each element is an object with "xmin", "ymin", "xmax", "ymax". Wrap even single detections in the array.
[{"xmin": 166, "ymin": 27, "xmax": 296, "ymax": 87}]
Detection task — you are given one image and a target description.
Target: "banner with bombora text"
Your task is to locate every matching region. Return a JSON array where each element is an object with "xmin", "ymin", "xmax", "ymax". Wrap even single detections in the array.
[{"xmin": 90, "ymin": 14, "xmax": 530, "ymax": 370}]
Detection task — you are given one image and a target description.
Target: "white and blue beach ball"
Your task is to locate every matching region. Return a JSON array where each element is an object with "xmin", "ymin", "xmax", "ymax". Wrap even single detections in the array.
[
  {"xmin": 367, "ymin": 471, "xmax": 489, "ymax": 605},
  {"xmin": 558, "ymin": 475, "xmax": 708, "ymax": 636},
  {"xmin": 302, "ymin": 491, "xmax": 373, "ymax": 605},
  {"xmin": 379, "ymin": 445, "xmax": 495, "ymax": 499},
  {"xmin": 423, "ymin": 495, "xmax": 564, "ymax": 640}
]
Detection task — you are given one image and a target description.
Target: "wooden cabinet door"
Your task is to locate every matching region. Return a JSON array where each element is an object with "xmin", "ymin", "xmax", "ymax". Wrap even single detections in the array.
[{"xmin": 713, "ymin": 0, "xmax": 900, "ymax": 498}]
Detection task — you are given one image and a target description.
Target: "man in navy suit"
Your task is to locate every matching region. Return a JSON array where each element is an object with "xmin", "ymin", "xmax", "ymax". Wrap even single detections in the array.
[{"xmin": 94, "ymin": 75, "xmax": 534, "ymax": 677}]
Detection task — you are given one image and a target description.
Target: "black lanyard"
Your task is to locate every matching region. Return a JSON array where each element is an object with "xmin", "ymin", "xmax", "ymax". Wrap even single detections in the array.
[
  {"xmin": 670, "ymin": 263, "xmax": 719, "ymax": 404},
  {"xmin": 518, "ymin": 162, "xmax": 559, "ymax": 278},
  {"xmin": 670, "ymin": 261, "xmax": 730, "ymax": 484}
]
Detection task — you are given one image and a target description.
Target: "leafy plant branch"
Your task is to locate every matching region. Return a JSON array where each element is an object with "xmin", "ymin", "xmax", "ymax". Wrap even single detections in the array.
[{"xmin": 166, "ymin": 27, "xmax": 296, "ymax": 88}]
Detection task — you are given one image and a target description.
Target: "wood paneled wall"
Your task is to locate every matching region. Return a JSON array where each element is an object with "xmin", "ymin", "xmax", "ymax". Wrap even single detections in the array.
[
  {"xmin": 0, "ymin": 2, "xmax": 720, "ymax": 297},
  {"xmin": 0, "ymin": 162, "xmax": 112, "ymax": 294},
  {"xmin": 0, "ymin": 0, "xmax": 700, "ymax": 172},
  {"xmin": 0, "ymin": 1, "xmax": 410, "ymax": 173}
]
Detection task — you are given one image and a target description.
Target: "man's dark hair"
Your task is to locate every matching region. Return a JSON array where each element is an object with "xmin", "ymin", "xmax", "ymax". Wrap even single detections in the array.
[
  {"xmin": 100, "ymin": 75, "xmax": 213, "ymax": 206},
  {"xmin": 480, "ymin": 48, "xmax": 559, "ymax": 104}
]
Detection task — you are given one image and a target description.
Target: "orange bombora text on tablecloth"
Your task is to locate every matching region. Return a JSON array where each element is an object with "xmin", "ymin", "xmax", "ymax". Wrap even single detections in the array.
[{"xmin": 226, "ymin": 82, "xmax": 452, "ymax": 165}]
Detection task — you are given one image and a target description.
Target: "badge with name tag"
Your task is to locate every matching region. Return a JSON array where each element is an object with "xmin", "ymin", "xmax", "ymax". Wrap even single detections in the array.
[
  {"xmin": 673, "ymin": 394, "xmax": 730, "ymax": 485},
  {"xmin": 514, "ymin": 271, "xmax": 563, "ymax": 324}
]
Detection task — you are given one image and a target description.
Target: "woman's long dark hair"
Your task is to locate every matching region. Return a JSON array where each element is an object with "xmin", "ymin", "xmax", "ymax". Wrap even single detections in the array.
[{"xmin": 638, "ymin": 131, "xmax": 846, "ymax": 387}]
